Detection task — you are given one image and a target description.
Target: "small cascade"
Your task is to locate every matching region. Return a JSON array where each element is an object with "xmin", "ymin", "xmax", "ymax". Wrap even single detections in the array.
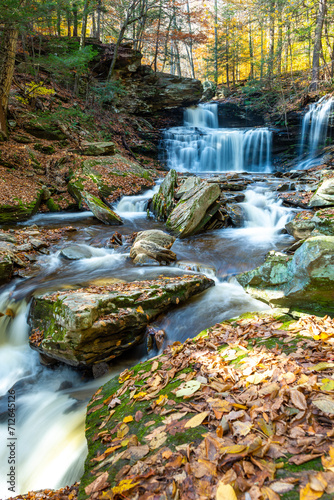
[
  {"xmin": 298, "ymin": 96, "xmax": 334, "ymax": 169},
  {"xmin": 116, "ymin": 184, "xmax": 160, "ymax": 216},
  {"xmin": 241, "ymin": 187, "xmax": 291, "ymax": 230},
  {"xmin": 163, "ymin": 103, "xmax": 272, "ymax": 173}
]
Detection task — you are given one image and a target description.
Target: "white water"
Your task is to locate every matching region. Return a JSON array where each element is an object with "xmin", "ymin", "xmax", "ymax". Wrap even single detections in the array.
[
  {"xmin": 298, "ymin": 96, "xmax": 333, "ymax": 169},
  {"xmin": 163, "ymin": 103, "xmax": 272, "ymax": 173},
  {"xmin": 115, "ymin": 183, "xmax": 161, "ymax": 218}
]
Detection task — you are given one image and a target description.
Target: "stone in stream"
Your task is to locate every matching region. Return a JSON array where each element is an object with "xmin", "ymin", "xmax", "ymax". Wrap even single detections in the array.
[
  {"xmin": 151, "ymin": 169, "xmax": 177, "ymax": 220},
  {"xmin": 236, "ymin": 235, "xmax": 334, "ymax": 313},
  {"xmin": 286, "ymin": 209, "xmax": 334, "ymax": 240},
  {"xmin": 60, "ymin": 245, "xmax": 93, "ymax": 260},
  {"xmin": 28, "ymin": 274, "xmax": 214, "ymax": 367},
  {"xmin": 83, "ymin": 192, "xmax": 123, "ymax": 225},
  {"xmin": 166, "ymin": 182, "xmax": 221, "ymax": 238},
  {"xmin": 0, "ymin": 251, "xmax": 13, "ymax": 284},
  {"xmin": 309, "ymin": 176, "xmax": 334, "ymax": 207},
  {"xmin": 130, "ymin": 230, "xmax": 176, "ymax": 264},
  {"xmin": 175, "ymin": 176, "xmax": 201, "ymax": 200},
  {"xmin": 225, "ymin": 203, "xmax": 245, "ymax": 227}
]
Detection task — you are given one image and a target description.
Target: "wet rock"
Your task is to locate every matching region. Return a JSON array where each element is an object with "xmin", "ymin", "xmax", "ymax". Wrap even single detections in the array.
[
  {"xmin": 309, "ymin": 177, "xmax": 334, "ymax": 207},
  {"xmin": 83, "ymin": 192, "xmax": 123, "ymax": 226},
  {"xmin": 237, "ymin": 235, "xmax": 334, "ymax": 313},
  {"xmin": 277, "ymin": 182, "xmax": 295, "ymax": 192},
  {"xmin": 16, "ymin": 243, "xmax": 33, "ymax": 252},
  {"xmin": 152, "ymin": 169, "xmax": 177, "ymax": 220},
  {"xmin": 0, "ymin": 252, "xmax": 13, "ymax": 285},
  {"xmin": 60, "ymin": 245, "xmax": 93, "ymax": 260},
  {"xmin": 225, "ymin": 203, "xmax": 245, "ymax": 227},
  {"xmin": 0, "ymin": 233, "xmax": 17, "ymax": 244},
  {"xmin": 29, "ymin": 238, "xmax": 48, "ymax": 249},
  {"xmin": 78, "ymin": 141, "xmax": 115, "ymax": 156},
  {"xmin": 28, "ymin": 274, "xmax": 214, "ymax": 367},
  {"xmin": 286, "ymin": 209, "xmax": 334, "ymax": 240},
  {"xmin": 175, "ymin": 176, "xmax": 201, "ymax": 200},
  {"xmin": 130, "ymin": 230, "xmax": 176, "ymax": 264},
  {"xmin": 106, "ymin": 232, "xmax": 123, "ymax": 247},
  {"xmin": 166, "ymin": 182, "xmax": 221, "ymax": 238}
]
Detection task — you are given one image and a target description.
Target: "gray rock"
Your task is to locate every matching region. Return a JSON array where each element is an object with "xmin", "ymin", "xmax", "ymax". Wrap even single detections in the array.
[
  {"xmin": 79, "ymin": 141, "xmax": 115, "ymax": 156},
  {"xmin": 29, "ymin": 238, "xmax": 48, "ymax": 249},
  {"xmin": 130, "ymin": 230, "xmax": 176, "ymax": 264},
  {"xmin": 175, "ymin": 176, "xmax": 201, "ymax": 200},
  {"xmin": 60, "ymin": 245, "xmax": 93, "ymax": 260},
  {"xmin": 309, "ymin": 177, "xmax": 334, "ymax": 207},
  {"xmin": 84, "ymin": 192, "xmax": 123, "ymax": 226},
  {"xmin": 16, "ymin": 243, "xmax": 33, "ymax": 252},
  {"xmin": 237, "ymin": 235, "xmax": 334, "ymax": 312},
  {"xmin": 166, "ymin": 182, "xmax": 221, "ymax": 238},
  {"xmin": 225, "ymin": 203, "xmax": 245, "ymax": 227},
  {"xmin": 28, "ymin": 274, "xmax": 215, "ymax": 367}
]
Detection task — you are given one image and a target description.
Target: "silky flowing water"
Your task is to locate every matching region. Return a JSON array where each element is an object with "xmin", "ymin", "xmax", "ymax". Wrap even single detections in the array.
[{"xmin": 0, "ymin": 104, "xmax": 295, "ymax": 498}]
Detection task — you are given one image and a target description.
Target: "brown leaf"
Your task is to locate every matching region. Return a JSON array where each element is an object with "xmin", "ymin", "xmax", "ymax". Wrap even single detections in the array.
[
  {"xmin": 85, "ymin": 471, "xmax": 109, "ymax": 495},
  {"xmin": 290, "ymin": 389, "xmax": 307, "ymax": 410},
  {"xmin": 288, "ymin": 454, "xmax": 323, "ymax": 465}
]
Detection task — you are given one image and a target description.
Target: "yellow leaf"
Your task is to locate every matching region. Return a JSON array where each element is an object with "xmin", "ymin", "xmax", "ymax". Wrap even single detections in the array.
[
  {"xmin": 117, "ymin": 423, "xmax": 129, "ymax": 439},
  {"xmin": 221, "ymin": 444, "xmax": 247, "ymax": 454},
  {"xmin": 216, "ymin": 483, "xmax": 237, "ymax": 500},
  {"xmin": 112, "ymin": 479, "xmax": 139, "ymax": 495},
  {"xmin": 300, "ymin": 484, "xmax": 324, "ymax": 500},
  {"xmin": 136, "ymin": 306, "xmax": 144, "ymax": 313},
  {"xmin": 312, "ymin": 362, "xmax": 334, "ymax": 371},
  {"xmin": 261, "ymin": 486, "xmax": 280, "ymax": 500},
  {"xmin": 309, "ymin": 472, "xmax": 327, "ymax": 492},
  {"xmin": 133, "ymin": 391, "xmax": 147, "ymax": 400},
  {"xmin": 118, "ymin": 369, "xmax": 133, "ymax": 383},
  {"xmin": 155, "ymin": 394, "xmax": 168, "ymax": 406},
  {"xmin": 184, "ymin": 411, "xmax": 209, "ymax": 428},
  {"xmin": 320, "ymin": 378, "xmax": 334, "ymax": 391},
  {"xmin": 123, "ymin": 416, "xmax": 133, "ymax": 423},
  {"xmin": 322, "ymin": 446, "xmax": 334, "ymax": 470}
]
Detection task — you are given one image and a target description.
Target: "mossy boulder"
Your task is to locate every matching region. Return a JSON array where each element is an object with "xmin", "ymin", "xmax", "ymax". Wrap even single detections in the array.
[
  {"xmin": 28, "ymin": 274, "xmax": 214, "ymax": 367},
  {"xmin": 309, "ymin": 176, "xmax": 334, "ymax": 207},
  {"xmin": 152, "ymin": 169, "xmax": 177, "ymax": 220},
  {"xmin": 237, "ymin": 235, "xmax": 334, "ymax": 313},
  {"xmin": 0, "ymin": 189, "xmax": 43, "ymax": 224},
  {"xmin": 166, "ymin": 182, "xmax": 221, "ymax": 238},
  {"xmin": 23, "ymin": 120, "xmax": 66, "ymax": 141},
  {"xmin": 78, "ymin": 142, "xmax": 116, "ymax": 156},
  {"xmin": 83, "ymin": 192, "xmax": 123, "ymax": 225},
  {"xmin": 286, "ymin": 209, "xmax": 334, "ymax": 240}
]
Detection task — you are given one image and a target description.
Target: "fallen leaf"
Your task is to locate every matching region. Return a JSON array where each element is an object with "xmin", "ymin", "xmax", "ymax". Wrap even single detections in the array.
[
  {"xmin": 300, "ymin": 483, "xmax": 324, "ymax": 500},
  {"xmin": 175, "ymin": 380, "xmax": 201, "ymax": 397},
  {"xmin": 112, "ymin": 479, "xmax": 139, "ymax": 495},
  {"xmin": 269, "ymin": 482, "xmax": 295, "ymax": 494},
  {"xmin": 184, "ymin": 411, "xmax": 209, "ymax": 428},
  {"xmin": 290, "ymin": 389, "xmax": 307, "ymax": 410},
  {"xmin": 123, "ymin": 416, "xmax": 133, "ymax": 423},
  {"xmin": 232, "ymin": 421, "xmax": 253, "ymax": 437},
  {"xmin": 85, "ymin": 471, "xmax": 109, "ymax": 495},
  {"xmin": 313, "ymin": 397, "xmax": 334, "ymax": 414},
  {"xmin": 216, "ymin": 483, "xmax": 237, "ymax": 500},
  {"xmin": 309, "ymin": 472, "xmax": 327, "ymax": 492}
]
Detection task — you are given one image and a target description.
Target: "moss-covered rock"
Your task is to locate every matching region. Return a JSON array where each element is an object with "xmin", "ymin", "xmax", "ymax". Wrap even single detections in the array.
[
  {"xmin": 0, "ymin": 251, "xmax": 13, "ymax": 284},
  {"xmin": 78, "ymin": 141, "xmax": 116, "ymax": 156},
  {"xmin": 152, "ymin": 169, "xmax": 177, "ymax": 220},
  {"xmin": 83, "ymin": 192, "xmax": 123, "ymax": 225},
  {"xmin": 166, "ymin": 182, "xmax": 221, "ymax": 238},
  {"xmin": 237, "ymin": 235, "xmax": 334, "ymax": 313},
  {"xmin": 0, "ymin": 189, "xmax": 43, "ymax": 224},
  {"xmin": 28, "ymin": 274, "xmax": 214, "ymax": 367}
]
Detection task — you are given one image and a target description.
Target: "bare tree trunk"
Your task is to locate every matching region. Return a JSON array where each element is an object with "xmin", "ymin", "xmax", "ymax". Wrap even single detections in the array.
[
  {"xmin": 80, "ymin": 0, "xmax": 90, "ymax": 48},
  {"xmin": 91, "ymin": 11, "xmax": 96, "ymax": 37},
  {"xmin": 311, "ymin": 0, "xmax": 327, "ymax": 90},
  {"xmin": 214, "ymin": 0, "xmax": 218, "ymax": 84},
  {"xmin": 73, "ymin": 1, "xmax": 78, "ymax": 36},
  {"xmin": 96, "ymin": 0, "xmax": 101, "ymax": 40},
  {"xmin": 153, "ymin": 0, "xmax": 162, "ymax": 72},
  {"xmin": 225, "ymin": 24, "xmax": 229, "ymax": 88},
  {"xmin": 108, "ymin": 25, "xmax": 126, "ymax": 80},
  {"xmin": 260, "ymin": 24, "xmax": 264, "ymax": 80},
  {"xmin": 0, "ymin": 26, "xmax": 19, "ymax": 139},
  {"xmin": 248, "ymin": 14, "xmax": 254, "ymax": 79},
  {"xmin": 186, "ymin": 0, "xmax": 195, "ymax": 78},
  {"xmin": 267, "ymin": 0, "xmax": 275, "ymax": 83},
  {"xmin": 57, "ymin": 0, "xmax": 62, "ymax": 36}
]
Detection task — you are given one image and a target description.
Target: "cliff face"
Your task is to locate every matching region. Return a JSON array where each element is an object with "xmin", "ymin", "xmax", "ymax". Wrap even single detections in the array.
[{"xmin": 91, "ymin": 43, "xmax": 203, "ymax": 115}]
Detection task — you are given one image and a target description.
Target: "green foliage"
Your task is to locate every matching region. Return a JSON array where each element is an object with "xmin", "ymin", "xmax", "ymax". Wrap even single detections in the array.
[
  {"xmin": 37, "ymin": 44, "xmax": 98, "ymax": 85},
  {"xmin": 90, "ymin": 81, "xmax": 127, "ymax": 106},
  {"xmin": 29, "ymin": 105, "xmax": 94, "ymax": 132}
]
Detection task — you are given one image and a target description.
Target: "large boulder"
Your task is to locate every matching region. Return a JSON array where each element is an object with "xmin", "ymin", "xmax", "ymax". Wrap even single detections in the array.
[
  {"xmin": 0, "ymin": 179, "xmax": 43, "ymax": 224},
  {"xmin": 130, "ymin": 230, "xmax": 176, "ymax": 264},
  {"xmin": 237, "ymin": 235, "xmax": 334, "ymax": 313},
  {"xmin": 175, "ymin": 176, "xmax": 201, "ymax": 200},
  {"xmin": 28, "ymin": 275, "xmax": 214, "ymax": 367},
  {"xmin": 309, "ymin": 176, "xmax": 334, "ymax": 207},
  {"xmin": 83, "ymin": 192, "xmax": 123, "ymax": 225},
  {"xmin": 152, "ymin": 170, "xmax": 177, "ymax": 220},
  {"xmin": 166, "ymin": 182, "xmax": 221, "ymax": 238},
  {"xmin": 286, "ymin": 209, "xmax": 334, "ymax": 240}
]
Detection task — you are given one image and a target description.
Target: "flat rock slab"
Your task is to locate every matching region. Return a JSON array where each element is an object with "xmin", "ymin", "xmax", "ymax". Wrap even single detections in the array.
[{"xmin": 29, "ymin": 275, "xmax": 214, "ymax": 367}]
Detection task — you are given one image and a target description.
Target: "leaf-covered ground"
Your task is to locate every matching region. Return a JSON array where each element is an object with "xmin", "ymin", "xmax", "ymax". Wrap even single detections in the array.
[{"xmin": 75, "ymin": 312, "xmax": 334, "ymax": 500}]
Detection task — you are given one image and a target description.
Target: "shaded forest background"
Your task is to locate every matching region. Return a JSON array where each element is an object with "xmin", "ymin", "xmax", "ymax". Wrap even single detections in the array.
[{"xmin": 0, "ymin": 0, "xmax": 333, "ymax": 139}]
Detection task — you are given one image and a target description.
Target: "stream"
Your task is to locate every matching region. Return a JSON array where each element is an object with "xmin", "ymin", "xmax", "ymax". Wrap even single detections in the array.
[{"xmin": 0, "ymin": 103, "xmax": 297, "ymax": 498}]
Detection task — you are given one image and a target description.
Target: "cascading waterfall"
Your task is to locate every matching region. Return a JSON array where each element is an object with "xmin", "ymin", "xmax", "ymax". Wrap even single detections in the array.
[
  {"xmin": 298, "ymin": 96, "xmax": 334, "ymax": 169},
  {"xmin": 116, "ymin": 183, "xmax": 161, "ymax": 216},
  {"xmin": 163, "ymin": 103, "xmax": 272, "ymax": 173}
]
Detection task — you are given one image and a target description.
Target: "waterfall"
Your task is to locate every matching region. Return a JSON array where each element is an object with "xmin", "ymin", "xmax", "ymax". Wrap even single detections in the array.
[
  {"xmin": 298, "ymin": 96, "xmax": 333, "ymax": 169},
  {"xmin": 163, "ymin": 103, "xmax": 272, "ymax": 173},
  {"xmin": 115, "ymin": 183, "xmax": 161, "ymax": 216}
]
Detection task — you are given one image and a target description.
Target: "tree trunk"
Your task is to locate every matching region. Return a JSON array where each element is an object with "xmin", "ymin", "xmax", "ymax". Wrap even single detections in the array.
[
  {"xmin": 311, "ymin": 0, "xmax": 327, "ymax": 90},
  {"xmin": 96, "ymin": 0, "xmax": 101, "ymax": 40},
  {"xmin": 0, "ymin": 25, "xmax": 19, "ymax": 140},
  {"xmin": 186, "ymin": 0, "xmax": 195, "ymax": 78},
  {"xmin": 267, "ymin": 0, "xmax": 275, "ymax": 82},
  {"xmin": 248, "ymin": 14, "xmax": 254, "ymax": 79},
  {"xmin": 80, "ymin": 0, "xmax": 90, "ymax": 48},
  {"xmin": 153, "ymin": 0, "xmax": 162, "ymax": 72},
  {"xmin": 57, "ymin": 0, "xmax": 62, "ymax": 36},
  {"xmin": 73, "ymin": 1, "xmax": 78, "ymax": 37},
  {"xmin": 108, "ymin": 25, "xmax": 126, "ymax": 80}
]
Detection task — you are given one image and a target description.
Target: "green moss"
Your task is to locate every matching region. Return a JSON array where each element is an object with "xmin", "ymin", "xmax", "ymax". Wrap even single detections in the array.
[{"xmin": 45, "ymin": 198, "xmax": 60, "ymax": 212}]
